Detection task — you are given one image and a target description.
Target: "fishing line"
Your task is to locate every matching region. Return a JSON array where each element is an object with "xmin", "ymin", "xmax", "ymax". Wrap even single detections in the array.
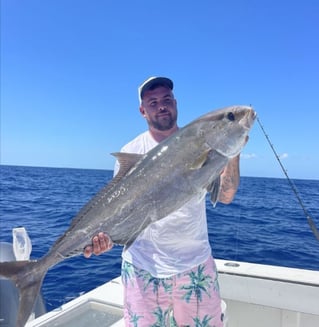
[{"xmin": 256, "ymin": 115, "xmax": 319, "ymax": 241}]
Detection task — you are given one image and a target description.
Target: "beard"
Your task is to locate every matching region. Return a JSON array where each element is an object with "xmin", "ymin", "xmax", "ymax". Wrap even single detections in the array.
[{"xmin": 149, "ymin": 112, "xmax": 177, "ymax": 131}]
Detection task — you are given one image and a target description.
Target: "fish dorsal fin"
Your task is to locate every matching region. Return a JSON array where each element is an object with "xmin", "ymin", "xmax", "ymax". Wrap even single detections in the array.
[
  {"xmin": 109, "ymin": 152, "xmax": 144, "ymax": 185},
  {"xmin": 68, "ymin": 152, "xmax": 144, "ymax": 231},
  {"xmin": 190, "ymin": 148, "xmax": 211, "ymax": 170},
  {"xmin": 207, "ymin": 175, "xmax": 221, "ymax": 207}
]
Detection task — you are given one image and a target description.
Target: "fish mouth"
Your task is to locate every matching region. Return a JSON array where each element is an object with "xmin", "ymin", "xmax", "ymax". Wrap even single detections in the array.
[{"xmin": 242, "ymin": 108, "xmax": 257, "ymax": 130}]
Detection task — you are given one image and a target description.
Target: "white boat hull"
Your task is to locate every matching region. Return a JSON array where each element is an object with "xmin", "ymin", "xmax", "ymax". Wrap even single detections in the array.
[{"xmin": 26, "ymin": 260, "xmax": 319, "ymax": 327}]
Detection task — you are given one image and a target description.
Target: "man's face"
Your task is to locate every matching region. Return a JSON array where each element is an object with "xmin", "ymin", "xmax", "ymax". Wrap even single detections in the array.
[{"xmin": 140, "ymin": 86, "xmax": 178, "ymax": 131}]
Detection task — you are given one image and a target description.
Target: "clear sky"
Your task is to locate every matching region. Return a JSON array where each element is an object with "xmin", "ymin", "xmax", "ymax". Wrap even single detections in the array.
[{"xmin": 1, "ymin": 0, "xmax": 318, "ymax": 180}]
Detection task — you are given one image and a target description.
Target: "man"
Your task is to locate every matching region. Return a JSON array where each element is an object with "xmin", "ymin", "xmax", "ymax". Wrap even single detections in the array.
[{"xmin": 85, "ymin": 77, "xmax": 241, "ymax": 326}]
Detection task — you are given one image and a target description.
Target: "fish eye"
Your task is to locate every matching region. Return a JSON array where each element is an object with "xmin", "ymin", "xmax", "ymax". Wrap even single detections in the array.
[{"xmin": 227, "ymin": 112, "xmax": 235, "ymax": 121}]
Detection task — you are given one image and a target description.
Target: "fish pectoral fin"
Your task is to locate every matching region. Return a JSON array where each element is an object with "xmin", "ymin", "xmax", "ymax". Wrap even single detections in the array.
[
  {"xmin": 207, "ymin": 176, "xmax": 221, "ymax": 207},
  {"xmin": 189, "ymin": 148, "xmax": 211, "ymax": 170}
]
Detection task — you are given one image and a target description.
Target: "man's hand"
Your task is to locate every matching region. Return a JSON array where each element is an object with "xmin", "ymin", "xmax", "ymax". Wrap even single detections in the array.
[{"xmin": 84, "ymin": 232, "xmax": 113, "ymax": 258}]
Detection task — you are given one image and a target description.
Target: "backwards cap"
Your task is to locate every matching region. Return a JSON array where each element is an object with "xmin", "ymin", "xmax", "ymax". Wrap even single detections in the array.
[{"xmin": 138, "ymin": 77, "xmax": 173, "ymax": 104}]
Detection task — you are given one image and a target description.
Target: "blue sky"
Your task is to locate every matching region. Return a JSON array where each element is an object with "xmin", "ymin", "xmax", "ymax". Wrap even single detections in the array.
[{"xmin": 1, "ymin": 0, "xmax": 319, "ymax": 179}]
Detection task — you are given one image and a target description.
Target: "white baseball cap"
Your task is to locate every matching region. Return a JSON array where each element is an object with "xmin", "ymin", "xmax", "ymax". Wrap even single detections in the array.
[{"xmin": 138, "ymin": 76, "xmax": 173, "ymax": 104}]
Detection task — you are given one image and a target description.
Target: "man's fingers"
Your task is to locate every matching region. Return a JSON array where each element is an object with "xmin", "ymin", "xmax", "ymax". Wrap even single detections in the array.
[
  {"xmin": 93, "ymin": 235, "xmax": 102, "ymax": 255},
  {"xmin": 83, "ymin": 233, "xmax": 113, "ymax": 258},
  {"xmin": 93, "ymin": 232, "xmax": 113, "ymax": 255},
  {"xmin": 83, "ymin": 245, "xmax": 92, "ymax": 258}
]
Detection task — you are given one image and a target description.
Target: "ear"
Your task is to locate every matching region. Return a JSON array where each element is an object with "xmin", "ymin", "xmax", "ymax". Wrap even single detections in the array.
[{"xmin": 139, "ymin": 106, "xmax": 146, "ymax": 117}]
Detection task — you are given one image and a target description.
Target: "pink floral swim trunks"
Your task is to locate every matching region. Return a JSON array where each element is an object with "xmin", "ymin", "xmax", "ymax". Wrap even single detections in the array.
[{"xmin": 121, "ymin": 256, "xmax": 224, "ymax": 327}]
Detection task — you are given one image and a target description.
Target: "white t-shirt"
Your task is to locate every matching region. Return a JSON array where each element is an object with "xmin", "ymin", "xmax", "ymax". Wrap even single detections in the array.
[{"xmin": 115, "ymin": 131, "xmax": 212, "ymax": 278}]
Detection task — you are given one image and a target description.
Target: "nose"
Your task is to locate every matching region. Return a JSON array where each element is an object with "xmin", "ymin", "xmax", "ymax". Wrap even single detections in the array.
[{"xmin": 158, "ymin": 101, "xmax": 168, "ymax": 111}]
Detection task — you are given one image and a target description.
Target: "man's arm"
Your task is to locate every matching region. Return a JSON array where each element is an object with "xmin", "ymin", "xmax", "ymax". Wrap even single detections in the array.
[{"xmin": 218, "ymin": 154, "xmax": 240, "ymax": 204}]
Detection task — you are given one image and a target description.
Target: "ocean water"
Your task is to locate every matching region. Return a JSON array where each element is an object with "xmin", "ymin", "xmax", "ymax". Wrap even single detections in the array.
[{"xmin": 0, "ymin": 165, "xmax": 319, "ymax": 312}]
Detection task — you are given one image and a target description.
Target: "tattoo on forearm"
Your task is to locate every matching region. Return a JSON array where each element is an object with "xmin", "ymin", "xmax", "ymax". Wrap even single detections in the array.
[{"xmin": 219, "ymin": 159, "xmax": 240, "ymax": 203}]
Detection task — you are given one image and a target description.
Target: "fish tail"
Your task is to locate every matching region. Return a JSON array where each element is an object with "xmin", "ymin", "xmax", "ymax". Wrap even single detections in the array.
[{"xmin": 0, "ymin": 260, "xmax": 46, "ymax": 327}]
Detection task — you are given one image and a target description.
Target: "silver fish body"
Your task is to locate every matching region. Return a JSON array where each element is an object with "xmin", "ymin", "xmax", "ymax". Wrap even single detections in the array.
[{"xmin": 0, "ymin": 105, "xmax": 256, "ymax": 326}]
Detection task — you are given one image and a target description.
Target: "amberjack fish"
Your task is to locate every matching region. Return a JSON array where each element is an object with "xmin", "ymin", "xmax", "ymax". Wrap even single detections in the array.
[{"xmin": 0, "ymin": 105, "xmax": 256, "ymax": 326}]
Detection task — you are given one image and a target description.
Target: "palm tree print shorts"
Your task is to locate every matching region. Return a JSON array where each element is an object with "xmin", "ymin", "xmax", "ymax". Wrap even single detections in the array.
[{"xmin": 121, "ymin": 256, "xmax": 224, "ymax": 327}]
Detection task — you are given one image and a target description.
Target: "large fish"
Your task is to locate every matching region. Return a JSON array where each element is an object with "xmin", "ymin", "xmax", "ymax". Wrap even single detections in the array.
[{"xmin": 0, "ymin": 105, "xmax": 256, "ymax": 327}]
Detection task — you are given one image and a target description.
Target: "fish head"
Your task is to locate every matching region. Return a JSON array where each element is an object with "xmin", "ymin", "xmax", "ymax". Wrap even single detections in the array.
[{"xmin": 194, "ymin": 105, "xmax": 256, "ymax": 158}]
